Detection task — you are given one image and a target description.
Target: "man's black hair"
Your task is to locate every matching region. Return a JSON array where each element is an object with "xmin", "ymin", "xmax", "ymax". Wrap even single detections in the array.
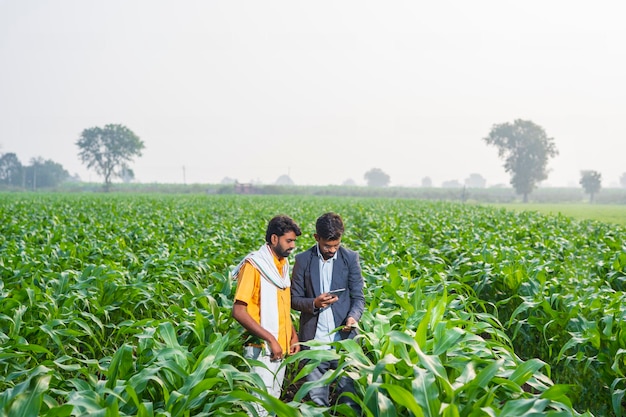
[
  {"xmin": 265, "ymin": 215, "xmax": 302, "ymax": 243},
  {"xmin": 315, "ymin": 212, "xmax": 344, "ymax": 241}
]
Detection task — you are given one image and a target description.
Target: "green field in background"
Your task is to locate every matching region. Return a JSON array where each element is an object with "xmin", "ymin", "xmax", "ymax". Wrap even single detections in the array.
[{"xmin": 492, "ymin": 203, "xmax": 626, "ymax": 227}]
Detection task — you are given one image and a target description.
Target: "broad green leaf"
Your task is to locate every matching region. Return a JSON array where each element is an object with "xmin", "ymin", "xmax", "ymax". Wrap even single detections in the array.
[
  {"xmin": 412, "ymin": 367, "xmax": 439, "ymax": 417},
  {"xmin": 509, "ymin": 358, "xmax": 545, "ymax": 386},
  {"xmin": 7, "ymin": 373, "xmax": 51, "ymax": 417},
  {"xmin": 105, "ymin": 344, "xmax": 134, "ymax": 389},
  {"xmin": 381, "ymin": 383, "xmax": 424, "ymax": 417},
  {"xmin": 499, "ymin": 398, "xmax": 549, "ymax": 416}
]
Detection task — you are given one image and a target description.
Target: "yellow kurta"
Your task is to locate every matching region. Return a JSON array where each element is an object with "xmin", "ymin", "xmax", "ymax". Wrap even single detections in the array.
[{"xmin": 234, "ymin": 255, "xmax": 292, "ymax": 353}]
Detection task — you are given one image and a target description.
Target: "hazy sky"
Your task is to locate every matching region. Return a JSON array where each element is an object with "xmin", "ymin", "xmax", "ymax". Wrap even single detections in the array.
[{"xmin": 1, "ymin": 1, "xmax": 625, "ymax": 187}]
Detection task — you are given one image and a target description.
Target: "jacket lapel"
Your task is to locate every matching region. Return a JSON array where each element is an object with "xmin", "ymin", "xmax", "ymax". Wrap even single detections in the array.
[
  {"xmin": 311, "ymin": 246, "xmax": 322, "ymax": 296},
  {"xmin": 332, "ymin": 247, "xmax": 345, "ymax": 286}
]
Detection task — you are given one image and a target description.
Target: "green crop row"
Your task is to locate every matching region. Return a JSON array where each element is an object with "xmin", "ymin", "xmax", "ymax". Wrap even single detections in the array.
[{"xmin": 0, "ymin": 193, "xmax": 623, "ymax": 416}]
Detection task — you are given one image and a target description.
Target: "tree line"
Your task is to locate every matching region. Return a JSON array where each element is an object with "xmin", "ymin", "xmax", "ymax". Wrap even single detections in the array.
[
  {"xmin": 1, "ymin": 120, "xmax": 625, "ymax": 201},
  {"xmin": 0, "ymin": 154, "xmax": 72, "ymax": 189},
  {"xmin": 359, "ymin": 119, "xmax": 616, "ymax": 203},
  {"xmin": 0, "ymin": 124, "xmax": 144, "ymax": 191}
]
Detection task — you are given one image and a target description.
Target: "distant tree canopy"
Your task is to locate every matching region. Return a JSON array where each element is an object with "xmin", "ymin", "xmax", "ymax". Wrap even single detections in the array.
[
  {"xmin": 484, "ymin": 119, "xmax": 558, "ymax": 202},
  {"xmin": 421, "ymin": 176, "xmax": 432, "ymax": 187},
  {"xmin": 275, "ymin": 174, "xmax": 294, "ymax": 185},
  {"xmin": 221, "ymin": 177, "xmax": 237, "ymax": 185},
  {"xmin": 620, "ymin": 172, "xmax": 626, "ymax": 189},
  {"xmin": 76, "ymin": 124, "xmax": 144, "ymax": 191},
  {"xmin": 25, "ymin": 157, "xmax": 70, "ymax": 188},
  {"xmin": 0, "ymin": 153, "xmax": 23, "ymax": 186},
  {"xmin": 0, "ymin": 153, "xmax": 69, "ymax": 188},
  {"xmin": 465, "ymin": 173, "xmax": 486, "ymax": 188},
  {"xmin": 442, "ymin": 179, "xmax": 462, "ymax": 188},
  {"xmin": 580, "ymin": 170, "xmax": 602, "ymax": 203},
  {"xmin": 364, "ymin": 168, "xmax": 390, "ymax": 187},
  {"xmin": 120, "ymin": 165, "xmax": 135, "ymax": 183}
]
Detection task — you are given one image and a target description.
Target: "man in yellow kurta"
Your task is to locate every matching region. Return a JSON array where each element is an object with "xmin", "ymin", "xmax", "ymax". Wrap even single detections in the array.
[{"xmin": 232, "ymin": 215, "xmax": 301, "ymax": 415}]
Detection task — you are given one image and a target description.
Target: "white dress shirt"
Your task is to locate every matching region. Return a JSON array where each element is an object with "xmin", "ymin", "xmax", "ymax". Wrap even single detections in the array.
[{"xmin": 313, "ymin": 245, "xmax": 341, "ymax": 348}]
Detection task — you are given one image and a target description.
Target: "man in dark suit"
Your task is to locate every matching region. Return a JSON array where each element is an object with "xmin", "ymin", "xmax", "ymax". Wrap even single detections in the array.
[{"xmin": 291, "ymin": 212, "xmax": 365, "ymax": 409}]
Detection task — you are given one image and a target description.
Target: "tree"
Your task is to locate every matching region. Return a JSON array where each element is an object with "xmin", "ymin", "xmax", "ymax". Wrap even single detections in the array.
[
  {"xmin": 421, "ymin": 176, "xmax": 432, "ymax": 187},
  {"xmin": 24, "ymin": 157, "xmax": 70, "ymax": 189},
  {"xmin": 465, "ymin": 173, "xmax": 486, "ymax": 188},
  {"xmin": 364, "ymin": 168, "xmax": 390, "ymax": 187},
  {"xmin": 221, "ymin": 177, "xmax": 237, "ymax": 185},
  {"xmin": 579, "ymin": 170, "xmax": 601, "ymax": 203},
  {"xmin": 275, "ymin": 174, "xmax": 294, "ymax": 185},
  {"xmin": 120, "ymin": 165, "xmax": 135, "ymax": 183},
  {"xmin": 76, "ymin": 124, "xmax": 144, "ymax": 191},
  {"xmin": 483, "ymin": 119, "xmax": 558, "ymax": 202},
  {"xmin": 0, "ymin": 152, "xmax": 23, "ymax": 187},
  {"xmin": 620, "ymin": 172, "xmax": 626, "ymax": 189},
  {"xmin": 442, "ymin": 179, "xmax": 462, "ymax": 188}
]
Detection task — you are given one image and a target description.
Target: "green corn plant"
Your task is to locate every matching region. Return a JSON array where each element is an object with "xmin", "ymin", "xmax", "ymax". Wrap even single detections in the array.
[
  {"xmin": 0, "ymin": 365, "xmax": 54, "ymax": 417},
  {"xmin": 1, "ymin": 193, "xmax": 623, "ymax": 415}
]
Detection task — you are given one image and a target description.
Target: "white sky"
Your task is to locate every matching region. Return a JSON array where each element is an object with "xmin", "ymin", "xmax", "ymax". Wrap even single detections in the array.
[{"xmin": 1, "ymin": 1, "xmax": 624, "ymax": 187}]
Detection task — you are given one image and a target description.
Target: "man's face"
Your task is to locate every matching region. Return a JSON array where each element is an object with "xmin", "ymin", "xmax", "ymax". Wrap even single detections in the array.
[
  {"xmin": 270, "ymin": 231, "xmax": 298, "ymax": 259},
  {"xmin": 315, "ymin": 235, "xmax": 341, "ymax": 260}
]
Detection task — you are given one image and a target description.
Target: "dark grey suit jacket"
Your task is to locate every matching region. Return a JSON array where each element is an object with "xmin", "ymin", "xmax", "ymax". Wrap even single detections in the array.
[{"xmin": 291, "ymin": 245, "xmax": 365, "ymax": 344}]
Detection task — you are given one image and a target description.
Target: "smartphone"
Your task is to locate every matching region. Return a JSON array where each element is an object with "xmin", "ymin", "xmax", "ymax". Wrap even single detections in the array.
[{"xmin": 328, "ymin": 288, "xmax": 345, "ymax": 295}]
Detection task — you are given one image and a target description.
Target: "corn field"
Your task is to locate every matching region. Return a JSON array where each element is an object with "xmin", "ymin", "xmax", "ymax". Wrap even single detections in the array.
[{"xmin": 1, "ymin": 193, "xmax": 625, "ymax": 416}]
